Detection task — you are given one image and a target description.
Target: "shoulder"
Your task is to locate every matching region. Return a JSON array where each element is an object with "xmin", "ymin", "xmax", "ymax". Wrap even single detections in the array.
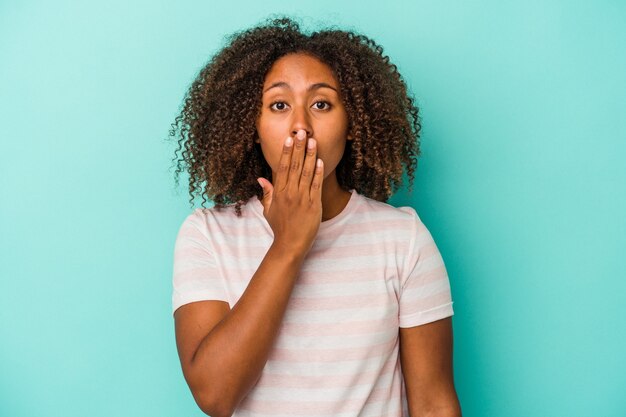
[
  {"xmin": 176, "ymin": 198, "xmax": 263, "ymax": 237},
  {"xmin": 347, "ymin": 193, "xmax": 426, "ymax": 252},
  {"xmin": 356, "ymin": 193, "xmax": 421, "ymax": 226}
]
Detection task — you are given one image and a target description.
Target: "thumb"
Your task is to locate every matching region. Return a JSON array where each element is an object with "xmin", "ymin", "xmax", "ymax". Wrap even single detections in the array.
[{"xmin": 257, "ymin": 178, "xmax": 273, "ymax": 211}]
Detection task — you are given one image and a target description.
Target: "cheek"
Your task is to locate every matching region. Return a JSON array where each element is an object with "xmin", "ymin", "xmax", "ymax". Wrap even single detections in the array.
[
  {"xmin": 258, "ymin": 140, "xmax": 282, "ymax": 172},
  {"xmin": 256, "ymin": 120, "xmax": 273, "ymax": 165},
  {"xmin": 315, "ymin": 140, "xmax": 346, "ymax": 167}
]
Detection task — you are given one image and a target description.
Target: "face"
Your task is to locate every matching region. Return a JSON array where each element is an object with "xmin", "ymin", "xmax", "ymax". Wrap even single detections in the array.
[{"xmin": 255, "ymin": 52, "xmax": 351, "ymax": 183}]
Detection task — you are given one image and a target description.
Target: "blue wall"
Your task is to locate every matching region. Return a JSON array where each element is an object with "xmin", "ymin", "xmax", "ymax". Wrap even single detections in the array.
[{"xmin": 1, "ymin": 1, "xmax": 624, "ymax": 416}]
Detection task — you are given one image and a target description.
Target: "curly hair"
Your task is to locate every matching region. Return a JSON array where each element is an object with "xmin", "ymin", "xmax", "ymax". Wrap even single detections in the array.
[{"xmin": 169, "ymin": 16, "xmax": 422, "ymax": 216}]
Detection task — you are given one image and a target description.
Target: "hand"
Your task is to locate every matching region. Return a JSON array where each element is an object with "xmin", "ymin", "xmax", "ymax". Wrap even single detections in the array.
[{"xmin": 257, "ymin": 129, "xmax": 324, "ymax": 256}]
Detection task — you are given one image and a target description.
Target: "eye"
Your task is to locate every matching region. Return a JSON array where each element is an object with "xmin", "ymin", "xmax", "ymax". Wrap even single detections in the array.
[
  {"xmin": 269, "ymin": 101, "xmax": 288, "ymax": 111},
  {"xmin": 313, "ymin": 101, "xmax": 331, "ymax": 110},
  {"xmin": 268, "ymin": 100, "xmax": 332, "ymax": 111}
]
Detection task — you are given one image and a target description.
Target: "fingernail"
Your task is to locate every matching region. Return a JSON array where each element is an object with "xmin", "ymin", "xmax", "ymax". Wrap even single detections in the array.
[
  {"xmin": 307, "ymin": 138, "xmax": 316, "ymax": 149},
  {"xmin": 285, "ymin": 137, "xmax": 293, "ymax": 147},
  {"xmin": 297, "ymin": 130, "xmax": 306, "ymax": 140},
  {"xmin": 257, "ymin": 178, "xmax": 263, "ymax": 188}
]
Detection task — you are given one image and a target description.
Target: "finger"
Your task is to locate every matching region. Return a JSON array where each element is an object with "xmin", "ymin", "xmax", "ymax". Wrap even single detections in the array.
[
  {"xmin": 257, "ymin": 177, "xmax": 273, "ymax": 213},
  {"xmin": 274, "ymin": 135, "xmax": 293, "ymax": 193},
  {"xmin": 299, "ymin": 137, "xmax": 317, "ymax": 193},
  {"xmin": 310, "ymin": 158, "xmax": 324, "ymax": 202},
  {"xmin": 287, "ymin": 129, "xmax": 307, "ymax": 194}
]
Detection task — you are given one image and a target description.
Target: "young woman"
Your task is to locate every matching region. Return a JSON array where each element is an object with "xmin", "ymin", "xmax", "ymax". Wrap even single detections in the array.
[{"xmin": 170, "ymin": 16, "xmax": 461, "ymax": 417}]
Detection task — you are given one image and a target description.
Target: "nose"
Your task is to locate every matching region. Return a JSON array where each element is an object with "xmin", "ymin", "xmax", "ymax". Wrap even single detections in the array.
[{"xmin": 290, "ymin": 106, "xmax": 313, "ymax": 138}]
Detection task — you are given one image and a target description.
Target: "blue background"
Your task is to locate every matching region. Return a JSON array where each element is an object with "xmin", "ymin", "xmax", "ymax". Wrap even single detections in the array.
[{"xmin": 1, "ymin": 1, "xmax": 624, "ymax": 416}]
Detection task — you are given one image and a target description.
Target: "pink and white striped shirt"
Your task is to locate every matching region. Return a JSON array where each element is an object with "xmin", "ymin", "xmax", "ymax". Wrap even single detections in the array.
[{"xmin": 172, "ymin": 188, "xmax": 454, "ymax": 416}]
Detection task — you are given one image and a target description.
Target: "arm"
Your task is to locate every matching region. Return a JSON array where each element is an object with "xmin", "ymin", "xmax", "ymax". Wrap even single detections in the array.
[
  {"xmin": 175, "ymin": 245, "xmax": 306, "ymax": 417},
  {"xmin": 399, "ymin": 317, "xmax": 462, "ymax": 417},
  {"xmin": 174, "ymin": 130, "xmax": 323, "ymax": 417}
]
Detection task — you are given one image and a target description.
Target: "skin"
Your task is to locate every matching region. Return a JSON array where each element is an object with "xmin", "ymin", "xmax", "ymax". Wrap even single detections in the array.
[
  {"xmin": 255, "ymin": 52, "xmax": 353, "ymax": 221},
  {"xmin": 400, "ymin": 317, "xmax": 462, "ymax": 416}
]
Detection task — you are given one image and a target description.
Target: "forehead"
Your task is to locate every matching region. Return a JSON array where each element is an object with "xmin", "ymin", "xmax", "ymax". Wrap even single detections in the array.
[{"xmin": 262, "ymin": 53, "xmax": 339, "ymax": 88}]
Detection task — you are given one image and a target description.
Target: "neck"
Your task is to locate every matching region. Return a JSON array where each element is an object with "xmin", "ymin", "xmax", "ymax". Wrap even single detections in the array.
[{"xmin": 320, "ymin": 173, "xmax": 351, "ymax": 222}]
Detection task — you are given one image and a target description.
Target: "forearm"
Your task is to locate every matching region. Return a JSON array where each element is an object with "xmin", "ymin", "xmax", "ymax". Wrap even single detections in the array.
[
  {"xmin": 189, "ymin": 243, "xmax": 305, "ymax": 416},
  {"xmin": 414, "ymin": 400, "xmax": 462, "ymax": 417},
  {"xmin": 421, "ymin": 409, "xmax": 461, "ymax": 417}
]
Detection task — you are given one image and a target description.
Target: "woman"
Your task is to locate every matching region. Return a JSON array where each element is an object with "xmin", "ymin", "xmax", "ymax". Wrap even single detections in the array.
[{"xmin": 170, "ymin": 16, "xmax": 461, "ymax": 417}]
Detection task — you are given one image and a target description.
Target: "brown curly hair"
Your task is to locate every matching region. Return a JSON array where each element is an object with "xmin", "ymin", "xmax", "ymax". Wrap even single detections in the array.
[{"xmin": 169, "ymin": 16, "xmax": 422, "ymax": 216}]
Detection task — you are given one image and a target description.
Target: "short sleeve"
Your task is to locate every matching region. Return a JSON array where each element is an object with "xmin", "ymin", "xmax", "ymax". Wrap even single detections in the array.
[
  {"xmin": 171, "ymin": 209, "xmax": 228, "ymax": 316},
  {"xmin": 398, "ymin": 207, "xmax": 454, "ymax": 328}
]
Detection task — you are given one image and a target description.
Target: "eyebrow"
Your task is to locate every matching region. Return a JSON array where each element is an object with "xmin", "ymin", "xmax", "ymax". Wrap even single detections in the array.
[{"xmin": 263, "ymin": 82, "xmax": 338, "ymax": 94}]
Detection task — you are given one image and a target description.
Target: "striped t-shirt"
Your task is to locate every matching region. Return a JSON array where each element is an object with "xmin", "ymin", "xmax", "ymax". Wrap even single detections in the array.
[{"xmin": 172, "ymin": 188, "xmax": 454, "ymax": 416}]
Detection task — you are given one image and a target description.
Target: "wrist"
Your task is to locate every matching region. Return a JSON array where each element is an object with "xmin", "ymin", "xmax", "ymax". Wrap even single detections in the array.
[{"xmin": 268, "ymin": 240, "xmax": 308, "ymax": 263}]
